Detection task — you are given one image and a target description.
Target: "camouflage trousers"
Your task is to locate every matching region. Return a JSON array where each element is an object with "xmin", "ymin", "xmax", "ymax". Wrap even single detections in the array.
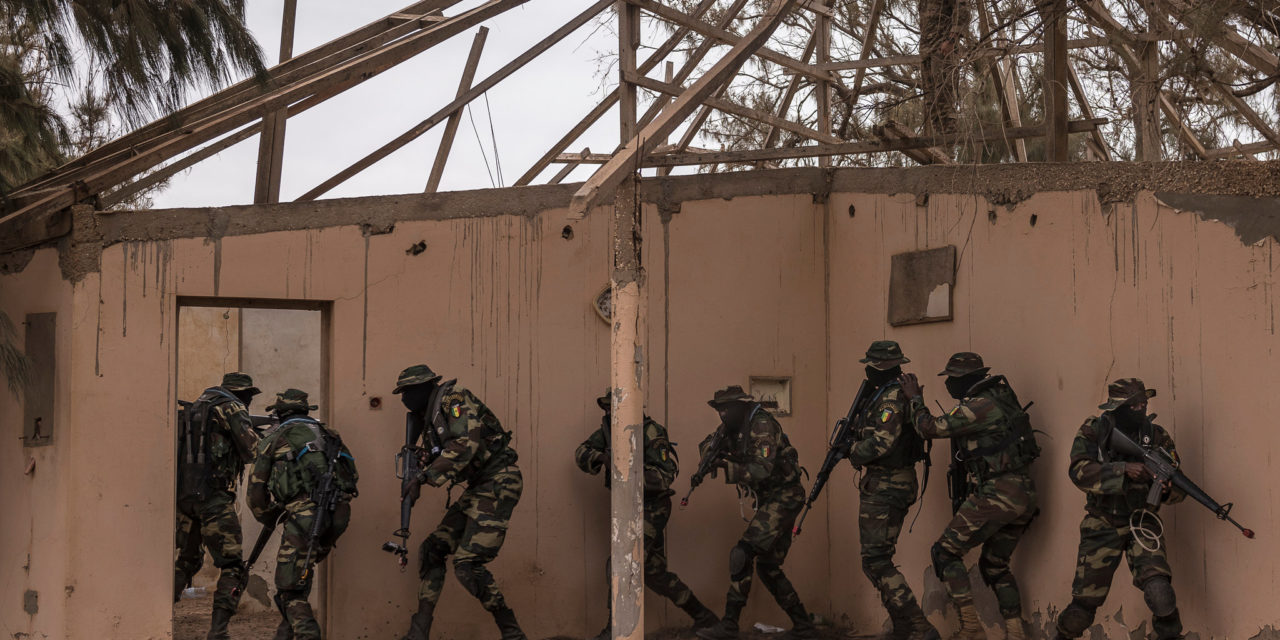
[
  {"xmin": 1055, "ymin": 512, "xmax": 1179, "ymax": 640},
  {"xmin": 858, "ymin": 467, "xmax": 923, "ymax": 614},
  {"xmin": 274, "ymin": 498, "xmax": 352, "ymax": 640},
  {"xmin": 418, "ymin": 465, "xmax": 523, "ymax": 612},
  {"xmin": 602, "ymin": 494, "xmax": 700, "ymax": 612},
  {"xmin": 934, "ymin": 472, "xmax": 1038, "ymax": 618},
  {"xmin": 174, "ymin": 489, "xmax": 244, "ymax": 613},
  {"xmin": 723, "ymin": 482, "xmax": 808, "ymax": 625}
]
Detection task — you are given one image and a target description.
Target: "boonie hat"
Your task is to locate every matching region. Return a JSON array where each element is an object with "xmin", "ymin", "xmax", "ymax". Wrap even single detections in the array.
[
  {"xmin": 859, "ymin": 340, "xmax": 910, "ymax": 370},
  {"xmin": 220, "ymin": 372, "xmax": 261, "ymax": 396},
  {"xmin": 393, "ymin": 364, "xmax": 443, "ymax": 394},
  {"xmin": 938, "ymin": 352, "xmax": 990, "ymax": 377},
  {"xmin": 708, "ymin": 385, "xmax": 755, "ymax": 407},
  {"xmin": 1098, "ymin": 378, "xmax": 1157, "ymax": 411},
  {"xmin": 266, "ymin": 388, "xmax": 318, "ymax": 414}
]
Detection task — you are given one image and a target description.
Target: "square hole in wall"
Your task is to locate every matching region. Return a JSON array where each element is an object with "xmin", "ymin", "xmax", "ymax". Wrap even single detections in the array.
[
  {"xmin": 888, "ymin": 245, "xmax": 956, "ymax": 326},
  {"xmin": 750, "ymin": 376, "xmax": 792, "ymax": 416}
]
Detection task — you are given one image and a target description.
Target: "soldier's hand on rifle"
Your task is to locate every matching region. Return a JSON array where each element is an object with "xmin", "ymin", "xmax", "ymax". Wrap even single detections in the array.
[
  {"xmin": 1124, "ymin": 462, "xmax": 1151, "ymax": 480},
  {"xmin": 401, "ymin": 474, "xmax": 423, "ymax": 501},
  {"xmin": 899, "ymin": 373, "xmax": 922, "ymax": 400}
]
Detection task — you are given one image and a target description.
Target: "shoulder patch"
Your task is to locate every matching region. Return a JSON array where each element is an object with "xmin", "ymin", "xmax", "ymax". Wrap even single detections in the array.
[
  {"xmin": 449, "ymin": 399, "xmax": 465, "ymax": 419},
  {"xmin": 879, "ymin": 407, "xmax": 897, "ymax": 423},
  {"xmin": 760, "ymin": 444, "xmax": 772, "ymax": 458}
]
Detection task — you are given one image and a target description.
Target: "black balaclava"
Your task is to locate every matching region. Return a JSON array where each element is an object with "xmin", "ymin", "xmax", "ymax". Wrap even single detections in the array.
[
  {"xmin": 1114, "ymin": 400, "xmax": 1148, "ymax": 431},
  {"xmin": 718, "ymin": 401, "xmax": 753, "ymax": 431},
  {"xmin": 865, "ymin": 365, "xmax": 903, "ymax": 388},
  {"xmin": 945, "ymin": 371, "xmax": 986, "ymax": 400},
  {"xmin": 400, "ymin": 381, "xmax": 437, "ymax": 413},
  {"xmin": 275, "ymin": 408, "xmax": 308, "ymax": 422},
  {"xmin": 233, "ymin": 390, "xmax": 256, "ymax": 409}
]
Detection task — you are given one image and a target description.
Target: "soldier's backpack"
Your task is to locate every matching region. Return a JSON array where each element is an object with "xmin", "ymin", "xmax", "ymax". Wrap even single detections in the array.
[
  {"xmin": 266, "ymin": 417, "xmax": 359, "ymax": 505},
  {"xmin": 175, "ymin": 387, "xmax": 241, "ymax": 514},
  {"xmin": 955, "ymin": 376, "xmax": 1042, "ymax": 476}
]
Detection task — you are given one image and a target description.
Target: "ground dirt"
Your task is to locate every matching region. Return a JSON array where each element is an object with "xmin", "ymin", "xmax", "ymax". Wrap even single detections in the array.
[{"xmin": 174, "ymin": 593, "xmax": 279, "ymax": 640}]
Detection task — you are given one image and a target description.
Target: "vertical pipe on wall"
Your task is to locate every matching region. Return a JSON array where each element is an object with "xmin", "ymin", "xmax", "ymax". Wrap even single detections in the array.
[{"xmin": 609, "ymin": 174, "xmax": 645, "ymax": 640}]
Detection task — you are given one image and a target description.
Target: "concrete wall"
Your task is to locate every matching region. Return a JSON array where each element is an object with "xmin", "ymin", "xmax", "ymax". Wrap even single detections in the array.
[{"xmin": 2, "ymin": 165, "xmax": 1278, "ymax": 639}]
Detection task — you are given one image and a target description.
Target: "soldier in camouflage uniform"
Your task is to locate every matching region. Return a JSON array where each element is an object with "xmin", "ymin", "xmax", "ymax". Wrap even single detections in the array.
[
  {"xmin": 1052, "ymin": 379, "xmax": 1187, "ymax": 640},
  {"xmin": 848, "ymin": 341, "xmax": 937, "ymax": 640},
  {"xmin": 174, "ymin": 372, "xmax": 261, "ymax": 640},
  {"xmin": 900, "ymin": 353, "xmax": 1041, "ymax": 640},
  {"xmin": 576, "ymin": 391, "xmax": 719, "ymax": 640},
  {"xmin": 393, "ymin": 364, "xmax": 527, "ymax": 640},
  {"xmin": 248, "ymin": 389, "xmax": 358, "ymax": 640},
  {"xmin": 694, "ymin": 386, "xmax": 813, "ymax": 640}
]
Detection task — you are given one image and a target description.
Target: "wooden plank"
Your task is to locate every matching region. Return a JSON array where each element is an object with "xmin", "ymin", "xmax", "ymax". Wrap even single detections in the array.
[
  {"xmin": 977, "ymin": 0, "xmax": 1027, "ymax": 161},
  {"xmin": 1205, "ymin": 139, "xmax": 1274, "ymax": 159},
  {"xmin": 13, "ymin": 0, "xmax": 463, "ymax": 196},
  {"xmin": 1, "ymin": 0, "xmax": 529, "ymax": 227},
  {"xmin": 816, "ymin": 2, "xmax": 832, "ymax": 167},
  {"xmin": 254, "ymin": 0, "xmax": 299, "ymax": 204},
  {"xmin": 762, "ymin": 31, "xmax": 818, "ymax": 151},
  {"xmin": 0, "ymin": 206, "xmax": 72, "ymax": 254},
  {"xmin": 426, "ymin": 27, "xmax": 489, "ymax": 193},
  {"xmin": 513, "ymin": 0, "xmax": 721, "ymax": 186},
  {"xmin": 626, "ymin": 73, "xmax": 842, "ymax": 144},
  {"xmin": 618, "ymin": 0, "xmax": 641, "ymax": 142},
  {"xmin": 848, "ymin": 0, "xmax": 885, "ymax": 99},
  {"xmin": 1158, "ymin": 93, "xmax": 1208, "ymax": 158},
  {"xmin": 1067, "ymin": 61, "xmax": 1111, "ymax": 160},
  {"xmin": 1160, "ymin": 0, "xmax": 1279, "ymax": 75},
  {"xmin": 645, "ymin": 118, "xmax": 1108, "ymax": 166},
  {"xmin": 549, "ymin": 147, "xmax": 593, "ymax": 183},
  {"xmin": 623, "ymin": 0, "xmax": 834, "ymax": 84},
  {"xmin": 1041, "ymin": 0, "xmax": 1069, "ymax": 161},
  {"xmin": 1208, "ymin": 80, "xmax": 1280, "ymax": 148},
  {"xmin": 571, "ymin": 0, "xmax": 801, "ymax": 217},
  {"xmin": 819, "ymin": 35, "xmax": 1117, "ymax": 71},
  {"xmin": 295, "ymin": 0, "xmax": 611, "ymax": 201}
]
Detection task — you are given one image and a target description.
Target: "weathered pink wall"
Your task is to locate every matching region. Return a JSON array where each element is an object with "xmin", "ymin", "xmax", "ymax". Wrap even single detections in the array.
[{"xmin": 2, "ymin": 171, "xmax": 1278, "ymax": 639}]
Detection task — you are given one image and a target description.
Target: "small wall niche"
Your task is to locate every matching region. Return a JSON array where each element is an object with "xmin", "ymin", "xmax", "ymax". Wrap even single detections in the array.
[
  {"xmin": 23, "ymin": 312, "xmax": 55, "ymax": 447},
  {"xmin": 888, "ymin": 246, "xmax": 956, "ymax": 326},
  {"xmin": 750, "ymin": 376, "xmax": 792, "ymax": 416}
]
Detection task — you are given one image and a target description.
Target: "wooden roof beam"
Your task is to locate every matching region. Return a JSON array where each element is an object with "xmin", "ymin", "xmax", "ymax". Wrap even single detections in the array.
[{"xmin": 570, "ymin": 0, "xmax": 801, "ymax": 218}]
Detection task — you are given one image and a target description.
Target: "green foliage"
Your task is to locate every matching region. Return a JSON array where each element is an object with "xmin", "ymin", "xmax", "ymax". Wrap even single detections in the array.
[{"xmin": 1, "ymin": 0, "xmax": 265, "ymax": 195}]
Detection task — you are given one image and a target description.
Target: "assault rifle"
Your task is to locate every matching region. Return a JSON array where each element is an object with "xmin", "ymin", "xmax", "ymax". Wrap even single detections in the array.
[
  {"xmin": 794, "ymin": 381, "xmax": 871, "ymax": 536},
  {"xmin": 300, "ymin": 429, "xmax": 347, "ymax": 583},
  {"xmin": 1105, "ymin": 422, "xmax": 1254, "ymax": 539},
  {"xmin": 681, "ymin": 423, "xmax": 730, "ymax": 507},
  {"xmin": 946, "ymin": 438, "xmax": 974, "ymax": 515},
  {"xmin": 232, "ymin": 513, "xmax": 281, "ymax": 598},
  {"xmin": 382, "ymin": 380, "xmax": 455, "ymax": 567}
]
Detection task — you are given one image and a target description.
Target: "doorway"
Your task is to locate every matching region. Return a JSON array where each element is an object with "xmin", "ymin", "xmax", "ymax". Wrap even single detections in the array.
[{"xmin": 172, "ymin": 297, "xmax": 329, "ymax": 640}]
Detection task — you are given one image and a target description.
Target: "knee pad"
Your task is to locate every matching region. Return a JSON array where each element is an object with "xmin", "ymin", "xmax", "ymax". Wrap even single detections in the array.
[
  {"xmin": 1142, "ymin": 577, "xmax": 1177, "ymax": 618},
  {"xmin": 930, "ymin": 542, "xmax": 960, "ymax": 582},
  {"xmin": 419, "ymin": 538, "xmax": 452, "ymax": 580},
  {"xmin": 1056, "ymin": 598, "xmax": 1099, "ymax": 638},
  {"xmin": 454, "ymin": 561, "xmax": 485, "ymax": 598},
  {"xmin": 729, "ymin": 543, "xmax": 755, "ymax": 582}
]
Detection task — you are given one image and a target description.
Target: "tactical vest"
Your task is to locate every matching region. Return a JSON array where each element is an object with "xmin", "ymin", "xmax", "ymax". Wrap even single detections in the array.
[
  {"xmin": 176, "ymin": 387, "xmax": 242, "ymax": 510},
  {"xmin": 734, "ymin": 406, "xmax": 802, "ymax": 489},
  {"xmin": 1087, "ymin": 414, "xmax": 1159, "ymax": 518},
  {"xmin": 859, "ymin": 383, "xmax": 928, "ymax": 470},
  {"xmin": 266, "ymin": 417, "xmax": 359, "ymax": 505},
  {"xmin": 644, "ymin": 418, "xmax": 680, "ymax": 495},
  {"xmin": 954, "ymin": 376, "xmax": 1041, "ymax": 481}
]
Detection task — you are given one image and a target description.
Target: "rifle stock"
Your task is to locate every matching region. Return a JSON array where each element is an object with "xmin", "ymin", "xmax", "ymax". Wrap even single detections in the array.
[
  {"xmin": 1106, "ymin": 424, "xmax": 1254, "ymax": 539},
  {"xmin": 233, "ymin": 514, "xmax": 281, "ymax": 598}
]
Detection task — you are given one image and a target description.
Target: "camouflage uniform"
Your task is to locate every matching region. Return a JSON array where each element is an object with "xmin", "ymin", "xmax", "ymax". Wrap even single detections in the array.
[
  {"xmin": 904, "ymin": 353, "xmax": 1041, "ymax": 640},
  {"xmin": 1054, "ymin": 379, "xmax": 1186, "ymax": 640},
  {"xmin": 173, "ymin": 372, "xmax": 260, "ymax": 635},
  {"xmin": 696, "ymin": 386, "xmax": 811, "ymax": 640},
  {"xmin": 248, "ymin": 389, "xmax": 358, "ymax": 640},
  {"xmin": 392, "ymin": 365, "xmax": 526, "ymax": 640},
  {"xmin": 849, "ymin": 342, "xmax": 935, "ymax": 640},
  {"xmin": 575, "ymin": 394, "xmax": 718, "ymax": 635}
]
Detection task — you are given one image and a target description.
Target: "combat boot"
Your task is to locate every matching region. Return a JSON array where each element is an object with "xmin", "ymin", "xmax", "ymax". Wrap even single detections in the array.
[
  {"xmin": 779, "ymin": 612, "xmax": 816, "ymax": 640},
  {"xmin": 401, "ymin": 599, "xmax": 434, "ymax": 640},
  {"xmin": 696, "ymin": 618, "xmax": 740, "ymax": 640},
  {"xmin": 950, "ymin": 599, "xmax": 986, "ymax": 640},
  {"xmin": 494, "ymin": 607, "xmax": 528, "ymax": 640},
  {"xmin": 680, "ymin": 597, "xmax": 720, "ymax": 632},
  {"xmin": 271, "ymin": 617, "xmax": 293, "ymax": 640},
  {"xmin": 206, "ymin": 607, "xmax": 233, "ymax": 640},
  {"xmin": 1003, "ymin": 617, "xmax": 1026, "ymax": 640}
]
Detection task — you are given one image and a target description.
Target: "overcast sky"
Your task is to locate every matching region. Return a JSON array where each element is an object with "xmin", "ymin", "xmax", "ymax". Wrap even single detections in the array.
[{"xmin": 152, "ymin": 0, "xmax": 682, "ymax": 209}]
